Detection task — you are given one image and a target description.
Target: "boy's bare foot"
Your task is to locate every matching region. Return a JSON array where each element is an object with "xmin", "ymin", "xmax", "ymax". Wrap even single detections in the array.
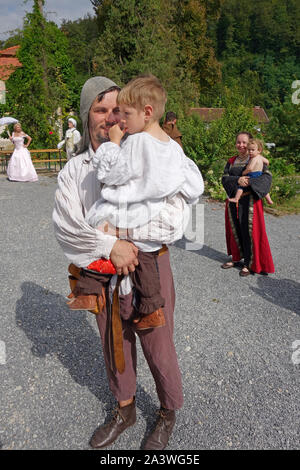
[{"xmin": 228, "ymin": 197, "xmax": 239, "ymax": 203}]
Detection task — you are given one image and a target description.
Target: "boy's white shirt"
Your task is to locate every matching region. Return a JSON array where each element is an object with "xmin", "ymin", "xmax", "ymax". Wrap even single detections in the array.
[
  {"xmin": 52, "ymin": 143, "xmax": 203, "ymax": 266},
  {"xmin": 85, "ymin": 132, "xmax": 204, "ymax": 250}
]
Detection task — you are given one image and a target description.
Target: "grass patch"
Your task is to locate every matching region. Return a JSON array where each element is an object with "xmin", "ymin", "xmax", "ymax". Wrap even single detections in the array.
[
  {"xmin": 264, "ymin": 191, "xmax": 300, "ymax": 216},
  {"xmin": 266, "ymin": 174, "xmax": 300, "ymax": 216}
]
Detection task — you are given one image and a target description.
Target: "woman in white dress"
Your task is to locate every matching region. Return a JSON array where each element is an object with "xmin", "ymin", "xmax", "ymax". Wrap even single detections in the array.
[{"xmin": 7, "ymin": 123, "xmax": 38, "ymax": 182}]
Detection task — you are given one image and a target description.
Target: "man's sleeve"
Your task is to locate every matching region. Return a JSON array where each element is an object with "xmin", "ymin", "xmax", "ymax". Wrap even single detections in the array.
[
  {"xmin": 73, "ymin": 130, "xmax": 81, "ymax": 145},
  {"xmin": 52, "ymin": 160, "xmax": 117, "ymax": 267},
  {"xmin": 222, "ymin": 161, "xmax": 240, "ymax": 198},
  {"xmin": 57, "ymin": 139, "xmax": 65, "ymax": 150},
  {"xmin": 130, "ymin": 194, "xmax": 190, "ymax": 244},
  {"xmin": 250, "ymin": 166, "xmax": 272, "ymax": 200}
]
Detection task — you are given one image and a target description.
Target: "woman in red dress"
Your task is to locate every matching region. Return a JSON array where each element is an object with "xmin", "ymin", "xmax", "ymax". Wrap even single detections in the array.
[{"xmin": 221, "ymin": 132, "xmax": 274, "ymax": 277}]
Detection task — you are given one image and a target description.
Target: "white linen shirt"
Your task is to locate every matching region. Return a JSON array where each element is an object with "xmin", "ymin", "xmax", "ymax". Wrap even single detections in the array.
[
  {"xmin": 86, "ymin": 132, "xmax": 204, "ymax": 229},
  {"xmin": 52, "ymin": 145, "xmax": 200, "ymax": 267}
]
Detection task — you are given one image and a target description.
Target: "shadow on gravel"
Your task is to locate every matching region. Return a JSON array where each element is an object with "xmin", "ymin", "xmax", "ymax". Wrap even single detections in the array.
[
  {"xmin": 15, "ymin": 282, "xmax": 157, "ymax": 435},
  {"xmin": 173, "ymin": 238, "xmax": 226, "ymax": 263},
  {"xmin": 250, "ymin": 277, "xmax": 300, "ymax": 315}
]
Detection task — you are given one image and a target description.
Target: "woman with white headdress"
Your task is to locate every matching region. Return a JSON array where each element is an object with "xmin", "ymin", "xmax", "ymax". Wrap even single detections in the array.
[{"xmin": 57, "ymin": 117, "xmax": 81, "ymax": 160}]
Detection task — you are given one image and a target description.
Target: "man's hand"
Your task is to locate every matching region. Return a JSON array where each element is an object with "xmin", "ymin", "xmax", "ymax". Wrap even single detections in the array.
[
  {"xmin": 110, "ymin": 239, "xmax": 139, "ymax": 276},
  {"xmin": 109, "ymin": 124, "xmax": 124, "ymax": 146}
]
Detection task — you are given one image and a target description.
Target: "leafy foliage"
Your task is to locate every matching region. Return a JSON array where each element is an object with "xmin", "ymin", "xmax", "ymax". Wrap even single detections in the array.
[
  {"xmin": 91, "ymin": 0, "xmax": 220, "ymax": 112},
  {"xmin": 61, "ymin": 15, "xmax": 98, "ymax": 81},
  {"xmin": 265, "ymin": 100, "xmax": 300, "ymax": 171},
  {"xmin": 179, "ymin": 104, "xmax": 257, "ymax": 199},
  {"xmin": 2, "ymin": 1, "xmax": 76, "ymax": 147},
  {"xmin": 1, "ymin": 0, "xmax": 299, "ymax": 199}
]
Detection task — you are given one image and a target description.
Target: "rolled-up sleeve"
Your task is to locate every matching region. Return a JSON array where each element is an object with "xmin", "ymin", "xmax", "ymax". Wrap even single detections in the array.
[{"xmin": 52, "ymin": 159, "xmax": 117, "ymax": 267}]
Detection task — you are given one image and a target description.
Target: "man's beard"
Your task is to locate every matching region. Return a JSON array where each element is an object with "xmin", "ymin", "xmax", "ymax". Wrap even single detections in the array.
[{"xmin": 95, "ymin": 132, "xmax": 110, "ymax": 144}]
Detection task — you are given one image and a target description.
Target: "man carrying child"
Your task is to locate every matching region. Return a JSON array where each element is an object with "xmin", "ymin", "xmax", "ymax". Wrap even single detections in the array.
[{"xmin": 53, "ymin": 75, "xmax": 203, "ymax": 450}]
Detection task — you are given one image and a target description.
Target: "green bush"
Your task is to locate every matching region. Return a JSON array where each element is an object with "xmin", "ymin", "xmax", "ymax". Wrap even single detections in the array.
[
  {"xmin": 181, "ymin": 104, "xmax": 256, "ymax": 169},
  {"xmin": 180, "ymin": 105, "xmax": 257, "ymax": 199},
  {"xmin": 270, "ymin": 175, "xmax": 297, "ymax": 203},
  {"xmin": 204, "ymin": 161, "xmax": 227, "ymax": 201},
  {"xmin": 268, "ymin": 156, "xmax": 295, "ymax": 176},
  {"xmin": 265, "ymin": 100, "xmax": 300, "ymax": 172},
  {"xmin": 178, "ymin": 106, "xmax": 299, "ymax": 204}
]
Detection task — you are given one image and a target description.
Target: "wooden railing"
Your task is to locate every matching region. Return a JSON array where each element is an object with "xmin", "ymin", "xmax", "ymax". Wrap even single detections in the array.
[{"xmin": 0, "ymin": 148, "xmax": 67, "ymax": 173}]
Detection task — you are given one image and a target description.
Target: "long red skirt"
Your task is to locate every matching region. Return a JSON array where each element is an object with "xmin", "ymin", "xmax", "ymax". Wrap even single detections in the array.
[{"xmin": 225, "ymin": 194, "xmax": 275, "ymax": 273}]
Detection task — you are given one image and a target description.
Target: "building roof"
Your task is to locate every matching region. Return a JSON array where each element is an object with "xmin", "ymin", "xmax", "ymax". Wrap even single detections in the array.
[
  {"xmin": 0, "ymin": 45, "xmax": 22, "ymax": 81},
  {"xmin": 252, "ymin": 106, "xmax": 270, "ymax": 123},
  {"xmin": 190, "ymin": 106, "xmax": 270, "ymax": 123},
  {"xmin": 0, "ymin": 45, "xmax": 20, "ymax": 56}
]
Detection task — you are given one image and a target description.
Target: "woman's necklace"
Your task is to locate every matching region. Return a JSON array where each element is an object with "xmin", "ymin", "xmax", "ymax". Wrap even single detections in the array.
[{"xmin": 236, "ymin": 154, "xmax": 248, "ymax": 162}]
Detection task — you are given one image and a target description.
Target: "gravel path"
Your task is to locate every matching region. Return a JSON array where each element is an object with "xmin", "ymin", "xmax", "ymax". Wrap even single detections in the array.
[{"xmin": 0, "ymin": 173, "xmax": 299, "ymax": 450}]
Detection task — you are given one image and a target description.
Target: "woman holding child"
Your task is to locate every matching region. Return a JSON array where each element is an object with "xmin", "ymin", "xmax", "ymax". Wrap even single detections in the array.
[{"xmin": 221, "ymin": 132, "xmax": 274, "ymax": 277}]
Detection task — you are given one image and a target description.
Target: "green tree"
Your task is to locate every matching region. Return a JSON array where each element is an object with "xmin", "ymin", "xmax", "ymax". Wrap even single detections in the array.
[
  {"xmin": 61, "ymin": 14, "xmax": 98, "ymax": 81},
  {"xmin": 216, "ymin": 0, "xmax": 300, "ymax": 58},
  {"xmin": 173, "ymin": 0, "xmax": 221, "ymax": 96},
  {"xmin": 91, "ymin": 0, "xmax": 221, "ymax": 112},
  {"xmin": 3, "ymin": 0, "xmax": 76, "ymax": 147},
  {"xmin": 266, "ymin": 99, "xmax": 300, "ymax": 171}
]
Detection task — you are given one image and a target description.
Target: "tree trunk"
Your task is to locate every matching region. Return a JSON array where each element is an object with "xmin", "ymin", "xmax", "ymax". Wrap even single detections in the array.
[{"xmin": 37, "ymin": 0, "xmax": 44, "ymax": 15}]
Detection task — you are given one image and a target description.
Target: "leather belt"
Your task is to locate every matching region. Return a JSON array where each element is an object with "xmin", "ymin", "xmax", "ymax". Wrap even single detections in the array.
[
  {"xmin": 158, "ymin": 244, "xmax": 168, "ymax": 256},
  {"xmin": 68, "ymin": 245, "xmax": 168, "ymax": 375},
  {"xmin": 111, "ymin": 244, "xmax": 168, "ymax": 374},
  {"xmin": 110, "ymin": 274, "xmax": 125, "ymax": 374}
]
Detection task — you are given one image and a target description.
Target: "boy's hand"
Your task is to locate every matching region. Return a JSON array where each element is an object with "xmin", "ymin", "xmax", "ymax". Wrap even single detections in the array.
[{"xmin": 109, "ymin": 123, "xmax": 125, "ymax": 145}]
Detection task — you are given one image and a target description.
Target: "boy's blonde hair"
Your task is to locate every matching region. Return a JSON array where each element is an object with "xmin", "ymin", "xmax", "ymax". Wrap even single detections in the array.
[
  {"xmin": 117, "ymin": 74, "xmax": 167, "ymax": 121},
  {"xmin": 248, "ymin": 138, "xmax": 264, "ymax": 152}
]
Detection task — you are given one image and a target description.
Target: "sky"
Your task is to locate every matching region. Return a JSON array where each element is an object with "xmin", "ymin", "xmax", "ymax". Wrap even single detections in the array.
[{"xmin": 0, "ymin": 0, "xmax": 95, "ymax": 41}]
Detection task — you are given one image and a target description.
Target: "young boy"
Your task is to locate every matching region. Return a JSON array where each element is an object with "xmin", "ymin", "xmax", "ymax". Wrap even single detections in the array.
[
  {"xmin": 67, "ymin": 74, "xmax": 204, "ymax": 330},
  {"xmin": 228, "ymin": 138, "xmax": 273, "ymax": 205}
]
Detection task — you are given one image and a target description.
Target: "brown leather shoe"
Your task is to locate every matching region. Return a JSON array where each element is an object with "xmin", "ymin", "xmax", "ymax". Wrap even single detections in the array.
[
  {"xmin": 142, "ymin": 408, "xmax": 176, "ymax": 450},
  {"xmin": 67, "ymin": 294, "xmax": 97, "ymax": 311},
  {"xmin": 239, "ymin": 266, "xmax": 252, "ymax": 277},
  {"xmin": 135, "ymin": 308, "xmax": 166, "ymax": 331},
  {"xmin": 221, "ymin": 261, "xmax": 235, "ymax": 269},
  {"xmin": 90, "ymin": 400, "xmax": 136, "ymax": 449}
]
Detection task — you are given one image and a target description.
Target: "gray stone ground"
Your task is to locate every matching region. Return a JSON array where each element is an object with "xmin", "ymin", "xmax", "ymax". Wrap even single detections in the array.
[{"xmin": 0, "ymin": 173, "xmax": 299, "ymax": 451}]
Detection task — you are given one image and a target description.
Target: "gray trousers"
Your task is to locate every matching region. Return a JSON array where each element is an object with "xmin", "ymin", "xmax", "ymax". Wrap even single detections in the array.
[{"xmin": 95, "ymin": 250, "xmax": 184, "ymax": 410}]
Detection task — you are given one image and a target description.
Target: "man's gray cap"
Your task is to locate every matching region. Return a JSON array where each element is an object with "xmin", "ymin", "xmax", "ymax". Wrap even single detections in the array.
[
  {"xmin": 77, "ymin": 76, "xmax": 119, "ymax": 154},
  {"xmin": 80, "ymin": 76, "xmax": 119, "ymax": 127}
]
